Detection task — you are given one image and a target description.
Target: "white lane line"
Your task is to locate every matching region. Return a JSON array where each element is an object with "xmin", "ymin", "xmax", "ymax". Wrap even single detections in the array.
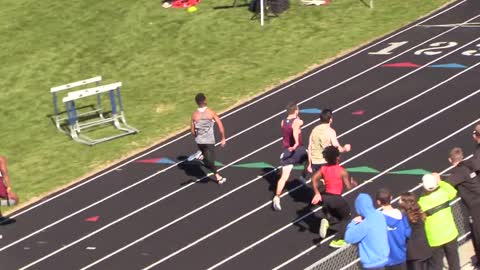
[
  {"xmin": 9, "ymin": 0, "xmax": 468, "ymax": 220},
  {"xmin": 77, "ymin": 58, "xmax": 480, "ymax": 269},
  {"xmin": 204, "ymin": 118, "xmax": 480, "ymax": 270},
  {"xmin": 6, "ymin": 26, "xmax": 479, "ymax": 257},
  {"xmin": 274, "ymin": 157, "xmax": 472, "ymax": 270}
]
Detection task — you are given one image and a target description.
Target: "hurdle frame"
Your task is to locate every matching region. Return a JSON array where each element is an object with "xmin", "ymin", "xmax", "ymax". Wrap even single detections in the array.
[
  {"xmin": 62, "ymin": 82, "xmax": 139, "ymax": 146},
  {"xmin": 50, "ymin": 76, "xmax": 103, "ymax": 133}
]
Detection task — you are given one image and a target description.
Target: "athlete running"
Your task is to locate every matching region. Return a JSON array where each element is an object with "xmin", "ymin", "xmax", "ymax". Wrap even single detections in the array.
[
  {"xmin": 311, "ymin": 146, "xmax": 357, "ymax": 248},
  {"xmin": 272, "ymin": 103, "xmax": 308, "ymax": 211},
  {"xmin": 189, "ymin": 93, "xmax": 227, "ymax": 184},
  {"xmin": 307, "ymin": 109, "xmax": 351, "ymax": 175}
]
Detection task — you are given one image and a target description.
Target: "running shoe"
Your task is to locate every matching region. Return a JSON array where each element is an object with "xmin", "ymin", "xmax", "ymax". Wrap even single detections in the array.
[
  {"xmin": 329, "ymin": 239, "xmax": 347, "ymax": 248},
  {"xmin": 319, "ymin": 218, "xmax": 329, "ymax": 238},
  {"xmin": 187, "ymin": 150, "xmax": 203, "ymax": 162},
  {"xmin": 272, "ymin": 196, "xmax": 282, "ymax": 211},
  {"xmin": 217, "ymin": 177, "xmax": 227, "ymax": 185}
]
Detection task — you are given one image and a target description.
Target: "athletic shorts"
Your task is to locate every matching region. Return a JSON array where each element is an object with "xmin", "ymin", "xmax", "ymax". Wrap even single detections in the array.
[
  {"xmin": 0, "ymin": 177, "xmax": 7, "ymax": 199},
  {"xmin": 280, "ymin": 146, "xmax": 308, "ymax": 166},
  {"xmin": 311, "ymin": 163, "xmax": 325, "ymax": 174}
]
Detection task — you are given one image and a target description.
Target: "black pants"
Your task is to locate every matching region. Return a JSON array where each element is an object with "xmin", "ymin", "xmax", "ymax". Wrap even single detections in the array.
[
  {"xmin": 430, "ymin": 238, "xmax": 460, "ymax": 270},
  {"xmin": 322, "ymin": 193, "xmax": 351, "ymax": 240},
  {"xmin": 406, "ymin": 258, "xmax": 430, "ymax": 270},
  {"xmin": 468, "ymin": 205, "xmax": 480, "ymax": 263},
  {"xmin": 197, "ymin": 144, "xmax": 217, "ymax": 174}
]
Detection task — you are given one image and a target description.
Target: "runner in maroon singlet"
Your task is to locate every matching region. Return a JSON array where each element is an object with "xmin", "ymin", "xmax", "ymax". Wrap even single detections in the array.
[
  {"xmin": 272, "ymin": 103, "xmax": 308, "ymax": 211},
  {"xmin": 311, "ymin": 146, "xmax": 357, "ymax": 248}
]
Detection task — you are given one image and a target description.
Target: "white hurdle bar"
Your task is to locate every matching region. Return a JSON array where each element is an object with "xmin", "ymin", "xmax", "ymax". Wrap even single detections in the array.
[
  {"xmin": 50, "ymin": 76, "xmax": 103, "ymax": 132},
  {"xmin": 62, "ymin": 82, "xmax": 138, "ymax": 146}
]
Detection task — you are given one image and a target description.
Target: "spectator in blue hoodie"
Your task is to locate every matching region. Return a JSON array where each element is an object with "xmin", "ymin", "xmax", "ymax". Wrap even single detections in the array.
[
  {"xmin": 376, "ymin": 188, "xmax": 411, "ymax": 270},
  {"xmin": 346, "ymin": 193, "xmax": 389, "ymax": 270}
]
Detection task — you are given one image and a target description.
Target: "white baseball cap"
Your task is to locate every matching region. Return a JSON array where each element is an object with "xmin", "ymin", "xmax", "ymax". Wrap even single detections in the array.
[{"xmin": 422, "ymin": 173, "xmax": 439, "ymax": 191}]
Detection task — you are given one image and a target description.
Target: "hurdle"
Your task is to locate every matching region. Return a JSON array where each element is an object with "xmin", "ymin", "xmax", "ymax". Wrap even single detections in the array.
[
  {"xmin": 50, "ymin": 76, "xmax": 103, "ymax": 133},
  {"xmin": 62, "ymin": 82, "xmax": 138, "ymax": 146}
]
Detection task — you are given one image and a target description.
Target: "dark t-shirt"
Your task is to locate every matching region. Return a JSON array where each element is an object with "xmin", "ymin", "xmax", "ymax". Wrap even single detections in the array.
[
  {"xmin": 447, "ymin": 160, "xmax": 480, "ymax": 209},
  {"xmin": 406, "ymin": 219, "xmax": 432, "ymax": 261}
]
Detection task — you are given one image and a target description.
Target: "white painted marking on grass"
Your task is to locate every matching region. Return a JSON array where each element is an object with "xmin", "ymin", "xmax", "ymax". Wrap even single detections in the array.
[
  {"xmin": 205, "ymin": 118, "xmax": 480, "ymax": 270},
  {"xmin": 9, "ymin": 0, "xmax": 467, "ymax": 220},
  {"xmin": 77, "ymin": 55, "xmax": 480, "ymax": 270}
]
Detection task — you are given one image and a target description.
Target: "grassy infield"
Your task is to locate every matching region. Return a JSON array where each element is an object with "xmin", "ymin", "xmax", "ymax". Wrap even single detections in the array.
[{"xmin": 0, "ymin": 0, "xmax": 450, "ymax": 212}]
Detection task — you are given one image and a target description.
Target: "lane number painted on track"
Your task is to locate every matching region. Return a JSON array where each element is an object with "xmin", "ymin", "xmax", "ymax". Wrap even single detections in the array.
[
  {"xmin": 368, "ymin": 42, "xmax": 409, "ymax": 55},
  {"xmin": 462, "ymin": 44, "xmax": 480, "ymax": 56},
  {"xmin": 369, "ymin": 41, "xmax": 480, "ymax": 56},
  {"xmin": 414, "ymin": 42, "xmax": 458, "ymax": 56}
]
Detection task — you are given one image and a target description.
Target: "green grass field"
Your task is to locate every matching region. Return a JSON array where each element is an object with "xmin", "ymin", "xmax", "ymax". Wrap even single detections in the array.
[{"xmin": 0, "ymin": 0, "xmax": 451, "ymax": 212}]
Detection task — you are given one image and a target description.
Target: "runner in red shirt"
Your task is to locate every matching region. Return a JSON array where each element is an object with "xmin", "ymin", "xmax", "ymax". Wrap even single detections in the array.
[{"xmin": 311, "ymin": 146, "xmax": 357, "ymax": 248}]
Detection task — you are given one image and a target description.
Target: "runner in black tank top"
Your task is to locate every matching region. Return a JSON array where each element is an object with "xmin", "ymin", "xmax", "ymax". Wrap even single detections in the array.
[{"xmin": 272, "ymin": 103, "xmax": 308, "ymax": 211}]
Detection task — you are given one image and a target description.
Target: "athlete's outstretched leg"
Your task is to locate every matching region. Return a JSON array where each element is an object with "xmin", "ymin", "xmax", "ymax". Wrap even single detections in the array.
[{"xmin": 272, "ymin": 165, "xmax": 293, "ymax": 211}]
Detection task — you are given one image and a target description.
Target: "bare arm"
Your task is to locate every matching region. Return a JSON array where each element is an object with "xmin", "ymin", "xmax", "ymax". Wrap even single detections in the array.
[
  {"xmin": 341, "ymin": 169, "xmax": 352, "ymax": 190},
  {"xmin": 212, "ymin": 110, "xmax": 226, "ymax": 146},
  {"xmin": 329, "ymin": 129, "xmax": 350, "ymax": 152},
  {"xmin": 289, "ymin": 119, "xmax": 303, "ymax": 151},
  {"xmin": 307, "ymin": 132, "xmax": 313, "ymax": 172},
  {"xmin": 190, "ymin": 116, "xmax": 196, "ymax": 137},
  {"xmin": 341, "ymin": 168, "xmax": 357, "ymax": 190}
]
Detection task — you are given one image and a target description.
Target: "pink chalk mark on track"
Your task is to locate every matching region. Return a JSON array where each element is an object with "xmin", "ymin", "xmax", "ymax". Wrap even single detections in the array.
[
  {"xmin": 382, "ymin": 62, "xmax": 421, "ymax": 68},
  {"xmin": 352, "ymin": 110, "xmax": 365, "ymax": 116},
  {"xmin": 85, "ymin": 216, "xmax": 100, "ymax": 222}
]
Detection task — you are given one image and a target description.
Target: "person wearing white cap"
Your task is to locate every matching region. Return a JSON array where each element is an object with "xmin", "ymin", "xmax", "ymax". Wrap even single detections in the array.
[{"xmin": 418, "ymin": 173, "xmax": 460, "ymax": 270}]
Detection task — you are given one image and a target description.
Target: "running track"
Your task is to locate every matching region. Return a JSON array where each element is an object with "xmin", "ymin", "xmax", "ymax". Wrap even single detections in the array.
[{"xmin": 2, "ymin": 1, "xmax": 480, "ymax": 269}]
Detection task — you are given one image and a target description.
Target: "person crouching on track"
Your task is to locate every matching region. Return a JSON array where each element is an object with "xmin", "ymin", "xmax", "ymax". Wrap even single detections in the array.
[
  {"xmin": 311, "ymin": 146, "xmax": 357, "ymax": 248},
  {"xmin": 418, "ymin": 173, "xmax": 460, "ymax": 270},
  {"xmin": 272, "ymin": 102, "xmax": 308, "ymax": 211},
  {"xmin": 0, "ymin": 156, "xmax": 19, "ymax": 213},
  {"xmin": 376, "ymin": 188, "xmax": 411, "ymax": 270}
]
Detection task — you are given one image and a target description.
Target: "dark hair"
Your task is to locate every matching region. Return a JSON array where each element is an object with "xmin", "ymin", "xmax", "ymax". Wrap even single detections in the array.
[
  {"xmin": 375, "ymin": 188, "xmax": 392, "ymax": 206},
  {"xmin": 323, "ymin": 146, "xmax": 340, "ymax": 165},
  {"xmin": 449, "ymin": 147, "xmax": 464, "ymax": 163},
  {"xmin": 319, "ymin": 109, "xmax": 333, "ymax": 123},
  {"xmin": 195, "ymin": 93, "xmax": 206, "ymax": 105},
  {"xmin": 286, "ymin": 102, "xmax": 298, "ymax": 115},
  {"xmin": 399, "ymin": 192, "xmax": 426, "ymax": 224}
]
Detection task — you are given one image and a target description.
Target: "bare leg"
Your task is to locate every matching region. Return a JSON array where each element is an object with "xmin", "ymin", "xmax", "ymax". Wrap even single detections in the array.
[{"xmin": 276, "ymin": 165, "xmax": 293, "ymax": 196}]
